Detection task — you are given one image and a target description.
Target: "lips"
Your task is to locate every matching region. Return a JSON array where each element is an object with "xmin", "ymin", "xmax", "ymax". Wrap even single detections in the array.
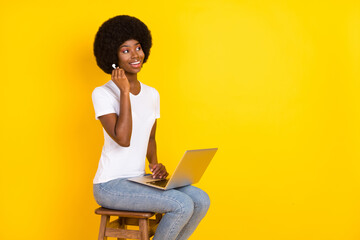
[{"xmin": 130, "ymin": 61, "xmax": 141, "ymax": 68}]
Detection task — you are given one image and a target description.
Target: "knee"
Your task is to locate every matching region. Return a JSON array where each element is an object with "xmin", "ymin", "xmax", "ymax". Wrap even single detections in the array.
[
  {"xmin": 195, "ymin": 189, "xmax": 210, "ymax": 214},
  {"xmin": 174, "ymin": 194, "xmax": 195, "ymax": 218}
]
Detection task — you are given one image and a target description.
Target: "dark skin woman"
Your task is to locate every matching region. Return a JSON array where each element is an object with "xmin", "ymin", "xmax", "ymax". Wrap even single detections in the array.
[{"xmin": 92, "ymin": 16, "xmax": 210, "ymax": 240}]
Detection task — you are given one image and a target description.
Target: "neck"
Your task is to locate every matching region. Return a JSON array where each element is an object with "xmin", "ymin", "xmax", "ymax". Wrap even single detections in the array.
[
  {"xmin": 125, "ymin": 72, "xmax": 140, "ymax": 94},
  {"xmin": 125, "ymin": 72, "xmax": 138, "ymax": 83}
]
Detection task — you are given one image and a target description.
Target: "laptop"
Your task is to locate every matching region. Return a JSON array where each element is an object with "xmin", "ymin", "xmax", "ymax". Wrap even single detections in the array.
[{"xmin": 127, "ymin": 148, "xmax": 218, "ymax": 190}]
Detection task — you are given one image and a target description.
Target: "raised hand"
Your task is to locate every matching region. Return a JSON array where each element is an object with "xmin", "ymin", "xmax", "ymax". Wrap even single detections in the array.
[{"xmin": 111, "ymin": 67, "xmax": 130, "ymax": 93}]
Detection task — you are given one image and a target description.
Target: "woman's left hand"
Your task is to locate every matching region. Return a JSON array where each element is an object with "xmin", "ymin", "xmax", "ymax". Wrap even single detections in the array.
[{"xmin": 149, "ymin": 163, "xmax": 169, "ymax": 179}]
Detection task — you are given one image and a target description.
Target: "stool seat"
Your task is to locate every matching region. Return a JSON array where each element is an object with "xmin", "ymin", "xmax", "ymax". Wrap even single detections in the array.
[
  {"xmin": 95, "ymin": 207, "xmax": 162, "ymax": 240},
  {"xmin": 95, "ymin": 207, "xmax": 155, "ymax": 218}
]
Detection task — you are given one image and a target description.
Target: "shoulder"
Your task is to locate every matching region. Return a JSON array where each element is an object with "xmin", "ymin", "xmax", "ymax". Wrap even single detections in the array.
[{"xmin": 92, "ymin": 80, "xmax": 118, "ymax": 99}]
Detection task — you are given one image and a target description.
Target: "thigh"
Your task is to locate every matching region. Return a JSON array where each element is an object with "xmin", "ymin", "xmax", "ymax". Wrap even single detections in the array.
[
  {"xmin": 93, "ymin": 177, "xmax": 194, "ymax": 213},
  {"xmin": 175, "ymin": 185, "xmax": 210, "ymax": 208}
]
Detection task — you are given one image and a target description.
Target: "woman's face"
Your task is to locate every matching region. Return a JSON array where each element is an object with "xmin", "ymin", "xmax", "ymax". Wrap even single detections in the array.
[{"xmin": 117, "ymin": 39, "xmax": 145, "ymax": 74}]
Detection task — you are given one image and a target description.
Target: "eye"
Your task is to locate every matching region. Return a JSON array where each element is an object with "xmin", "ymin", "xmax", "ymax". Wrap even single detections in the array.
[
  {"xmin": 136, "ymin": 46, "xmax": 141, "ymax": 51},
  {"xmin": 122, "ymin": 50, "xmax": 129, "ymax": 53}
]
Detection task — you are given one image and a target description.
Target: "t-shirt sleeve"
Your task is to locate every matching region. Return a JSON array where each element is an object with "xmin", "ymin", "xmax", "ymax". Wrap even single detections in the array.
[
  {"xmin": 92, "ymin": 87, "xmax": 117, "ymax": 120},
  {"xmin": 155, "ymin": 89, "xmax": 160, "ymax": 119}
]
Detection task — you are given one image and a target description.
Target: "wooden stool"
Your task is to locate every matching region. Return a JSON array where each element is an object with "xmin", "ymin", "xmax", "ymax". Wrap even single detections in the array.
[{"xmin": 95, "ymin": 207, "xmax": 162, "ymax": 240}]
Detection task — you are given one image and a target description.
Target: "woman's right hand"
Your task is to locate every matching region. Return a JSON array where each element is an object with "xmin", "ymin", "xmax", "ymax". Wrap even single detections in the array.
[
  {"xmin": 112, "ymin": 67, "xmax": 130, "ymax": 93},
  {"xmin": 149, "ymin": 163, "xmax": 169, "ymax": 179}
]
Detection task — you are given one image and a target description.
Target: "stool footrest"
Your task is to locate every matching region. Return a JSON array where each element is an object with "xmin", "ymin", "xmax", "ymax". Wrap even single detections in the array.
[
  {"xmin": 108, "ymin": 218, "xmax": 160, "ymax": 228},
  {"xmin": 106, "ymin": 227, "xmax": 140, "ymax": 239}
]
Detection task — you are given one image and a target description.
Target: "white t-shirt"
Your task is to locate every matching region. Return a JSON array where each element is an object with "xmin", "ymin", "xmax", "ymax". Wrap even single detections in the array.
[{"xmin": 92, "ymin": 80, "xmax": 160, "ymax": 184}]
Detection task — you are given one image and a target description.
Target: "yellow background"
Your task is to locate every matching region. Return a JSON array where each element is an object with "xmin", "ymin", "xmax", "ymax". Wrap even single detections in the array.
[{"xmin": 1, "ymin": 0, "xmax": 359, "ymax": 239}]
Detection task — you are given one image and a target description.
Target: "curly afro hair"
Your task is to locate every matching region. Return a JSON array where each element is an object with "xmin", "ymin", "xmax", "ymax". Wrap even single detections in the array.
[{"xmin": 93, "ymin": 15, "xmax": 152, "ymax": 74}]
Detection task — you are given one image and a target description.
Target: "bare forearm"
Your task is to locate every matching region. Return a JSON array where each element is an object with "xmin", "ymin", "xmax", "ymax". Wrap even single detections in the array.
[
  {"xmin": 146, "ymin": 121, "xmax": 167, "ymax": 179},
  {"xmin": 114, "ymin": 91, "xmax": 132, "ymax": 146},
  {"xmin": 147, "ymin": 138, "xmax": 158, "ymax": 165}
]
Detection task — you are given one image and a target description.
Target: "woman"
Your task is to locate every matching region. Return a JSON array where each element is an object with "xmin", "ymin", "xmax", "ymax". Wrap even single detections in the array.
[{"xmin": 92, "ymin": 15, "xmax": 210, "ymax": 240}]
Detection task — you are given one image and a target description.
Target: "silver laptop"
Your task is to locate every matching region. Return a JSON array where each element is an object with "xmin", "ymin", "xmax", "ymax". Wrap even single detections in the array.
[{"xmin": 128, "ymin": 148, "xmax": 218, "ymax": 190}]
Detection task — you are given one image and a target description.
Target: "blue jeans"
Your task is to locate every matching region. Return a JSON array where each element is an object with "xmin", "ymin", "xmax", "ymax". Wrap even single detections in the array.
[{"xmin": 93, "ymin": 177, "xmax": 210, "ymax": 240}]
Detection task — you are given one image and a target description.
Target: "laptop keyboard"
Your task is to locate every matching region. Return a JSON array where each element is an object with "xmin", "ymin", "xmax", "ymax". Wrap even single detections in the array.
[{"xmin": 147, "ymin": 179, "xmax": 169, "ymax": 188}]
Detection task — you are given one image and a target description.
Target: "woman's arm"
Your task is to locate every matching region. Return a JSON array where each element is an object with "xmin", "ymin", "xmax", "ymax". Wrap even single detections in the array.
[
  {"xmin": 98, "ymin": 68, "xmax": 132, "ymax": 147},
  {"xmin": 147, "ymin": 120, "xmax": 169, "ymax": 179}
]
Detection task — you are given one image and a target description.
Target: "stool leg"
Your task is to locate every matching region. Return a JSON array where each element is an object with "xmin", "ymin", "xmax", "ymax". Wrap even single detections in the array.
[
  {"xmin": 139, "ymin": 218, "xmax": 149, "ymax": 240},
  {"xmin": 118, "ymin": 217, "xmax": 126, "ymax": 240},
  {"xmin": 98, "ymin": 215, "xmax": 110, "ymax": 240}
]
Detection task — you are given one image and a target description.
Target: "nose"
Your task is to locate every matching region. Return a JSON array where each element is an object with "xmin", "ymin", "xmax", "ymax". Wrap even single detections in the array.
[{"xmin": 131, "ymin": 49, "xmax": 140, "ymax": 59}]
